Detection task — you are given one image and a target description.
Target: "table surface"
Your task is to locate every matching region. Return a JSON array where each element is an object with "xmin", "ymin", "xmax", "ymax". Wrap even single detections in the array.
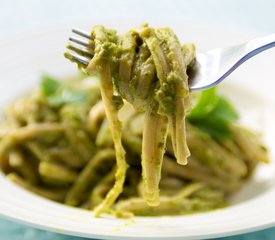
[{"xmin": 1, "ymin": 0, "xmax": 275, "ymax": 239}]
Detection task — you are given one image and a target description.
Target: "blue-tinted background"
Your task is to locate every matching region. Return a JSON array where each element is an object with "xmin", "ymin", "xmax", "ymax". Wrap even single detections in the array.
[{"xmin": 1, "ymin": 217, "xmax": 275, "ymax": 240}]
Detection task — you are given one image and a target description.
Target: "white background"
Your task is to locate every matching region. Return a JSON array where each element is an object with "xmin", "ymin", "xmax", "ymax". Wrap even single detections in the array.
[{"xmin": 0, "ymin": 0, "xmax": 275, "ymax": 37}]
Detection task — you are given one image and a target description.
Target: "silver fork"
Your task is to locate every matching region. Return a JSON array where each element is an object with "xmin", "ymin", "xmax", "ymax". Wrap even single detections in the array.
[{"xmin": 65, "ymin": 29, "xmax": 275, "ymax": 91}]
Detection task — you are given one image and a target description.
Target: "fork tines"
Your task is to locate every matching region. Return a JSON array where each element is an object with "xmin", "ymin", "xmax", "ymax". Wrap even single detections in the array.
[{"xmin": 65, "ymin": 28, "xmax": 94, "ymax": 67}]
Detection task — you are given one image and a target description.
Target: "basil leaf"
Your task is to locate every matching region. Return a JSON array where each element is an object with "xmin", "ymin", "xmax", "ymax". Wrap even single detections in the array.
[
  {"xmin": 190, "ymin": 118, "xmax": 232, "ymax": 140},
  {"xmin": 48, "ymin": 88, "xmax": 87, "ymax": 107},
  {"xmin": 188, "ymin": 87, "xmax": 219, "ymax": 119},
  {"xmin": 188, "ymin": 87, "xmax": 239, "ymax": 140},
  {"xmin": 210, "ymin": 97, "xmax": 239, "ymax": 122},
  {"xmin": 40, "ymin": 75, "xmax": 60, "ymax": 96}
]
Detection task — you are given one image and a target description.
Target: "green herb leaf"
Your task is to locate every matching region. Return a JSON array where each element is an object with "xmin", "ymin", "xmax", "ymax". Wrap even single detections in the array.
[
  {"xmin": 188, "ymin": 87, "xmax": 219, "ymax": 119},
  {"xmin": 191, "ymin": 118, "xmax": 232, "ymax": 140},
  {"xmin": 209, "ymin": 97, "xmax": 239, "ymax": 122},
  {"xmin": 48, "ymin": 88, "xmax": 87, "ymax": 107},
  {"xmin": 188, "ymin": 87, "xmax": 239, "ymax": 140},
  {"xmin": 40, "ymin": 75, "xmax": 60, "ymax": 96},
  {"xmin": 40, "ymin": 74, "xmax": 87, "ymax": 107}
]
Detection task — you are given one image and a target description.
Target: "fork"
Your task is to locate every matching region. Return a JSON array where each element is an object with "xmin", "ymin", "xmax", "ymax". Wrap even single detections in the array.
[{"xmin": 65, "ymin": 29, "xmax": 275, "ymax": 91}]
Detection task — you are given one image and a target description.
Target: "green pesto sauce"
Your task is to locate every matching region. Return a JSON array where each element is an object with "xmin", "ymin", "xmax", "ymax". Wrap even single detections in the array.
[{"xmin": 155, "ymin": 79, "xmax": 176, "ymax": 116}]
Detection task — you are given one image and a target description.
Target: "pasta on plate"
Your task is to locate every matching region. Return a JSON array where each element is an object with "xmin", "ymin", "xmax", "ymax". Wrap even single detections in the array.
[{"xmin": 0, "ymin": 24, "xmax": 269, "ymax": 217}]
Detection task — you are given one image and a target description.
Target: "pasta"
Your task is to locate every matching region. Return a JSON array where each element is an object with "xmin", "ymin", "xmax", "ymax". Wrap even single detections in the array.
[
  {"xmin": 84, "ymin": 24, "xmax": 195, "ymax": 210},
  {"xmin": 0, "ymin": 24, "xmax": 269, "ymax": 218}
]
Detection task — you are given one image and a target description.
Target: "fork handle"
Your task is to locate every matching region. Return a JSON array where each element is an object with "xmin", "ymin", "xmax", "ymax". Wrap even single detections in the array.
[
  {"xmin": 245, "ymin": 33, "xmax": 275, "ymax": 59},
  {"xmin": 210, "ymin": 34, "xmax": 275, "ymax": 89}
]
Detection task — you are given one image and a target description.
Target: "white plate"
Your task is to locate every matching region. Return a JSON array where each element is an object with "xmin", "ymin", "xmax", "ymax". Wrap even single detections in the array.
[{"xmin": 1, "ymin": 20, "xmax": 275, "ymax": 240}]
